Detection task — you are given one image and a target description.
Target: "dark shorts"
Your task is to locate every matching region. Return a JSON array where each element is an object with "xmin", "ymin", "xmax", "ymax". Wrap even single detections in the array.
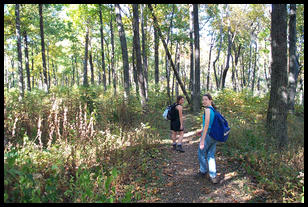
[{"xmin": 170, "ymin": 119, "xmax": 184, "ymax": 132}]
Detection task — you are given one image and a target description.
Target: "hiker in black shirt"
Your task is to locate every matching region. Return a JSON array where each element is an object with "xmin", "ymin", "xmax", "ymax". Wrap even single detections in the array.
[{"xmin": 171, "ymin": 96, "xmax": 185, "ymax": 152}]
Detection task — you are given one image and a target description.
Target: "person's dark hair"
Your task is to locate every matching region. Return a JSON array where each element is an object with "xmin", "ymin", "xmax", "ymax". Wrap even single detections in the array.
[
  {"xmin": 176, "ymin": 96, "xmax": 184, "ymax": 104},
  {"xmin": 203, "ymin": 93, "xmax": 217, "ymax": 110}
]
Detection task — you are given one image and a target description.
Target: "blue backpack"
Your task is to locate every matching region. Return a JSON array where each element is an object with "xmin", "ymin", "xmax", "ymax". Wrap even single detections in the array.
[{"xmin": 206, "ymin": 107, "xmax": 230, "ymax": 142}]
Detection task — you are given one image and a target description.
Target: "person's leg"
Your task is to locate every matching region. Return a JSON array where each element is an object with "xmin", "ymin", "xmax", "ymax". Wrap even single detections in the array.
[
  {"xmin": 206, "ymin": 136, "xmax": 217, "ymax": 179},
  {"xmin": 198, "ymin": 142, "xmax": 207, "ymax": 174},
  {"xmin": 171, "ymin": 130, "xmax": 177, "ymax": 150},
  {"xmin": 176, "ymin": 131, "xmax": 185, "ymax": 152}
]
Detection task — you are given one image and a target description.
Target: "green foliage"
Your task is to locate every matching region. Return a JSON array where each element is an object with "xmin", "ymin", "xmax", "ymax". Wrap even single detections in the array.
[{"xmin": 214, "ymin": 89, "xmax": 304, "ymax": 203}]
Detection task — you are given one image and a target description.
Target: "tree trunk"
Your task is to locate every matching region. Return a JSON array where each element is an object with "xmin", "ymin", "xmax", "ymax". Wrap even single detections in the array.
[
  {"xmin": 99, "ymin": 4, "xmax": 107, "ymax": 91},
  {"xmin": 110, "ymin": 6, "xmax": 116, "ymax": 95},
  {"xmin": 133, "ymin": 4, "xmax": 147, "ymax": 108},
  {"xmin": 23, "ymin": 31, "xmax": 31, "ymax": 91},
  {"xmin": 267, "ymin": 4, "xmax": 288, "ymax": 148},
  {"xmin": 148, "ymin": 4, "xmax": 191, "ymax": 105},
  {"xmin": 251, "ymin": 42, "xmax": 257, "ymax": 94},
  {"xmin": 165, "ymin": 4, "xmax": 175, "ymax": 105},
  {"xmin": 141, "ymin": 4, "xmax": 148, "ymax": 100},
  {"xmin": 15, "ymin": 4, "xmax": 24, "ymax": 98},
  {"xmin": 132, "ymin": 43, "xmax": 139, "ymax": 95},
  {"xmin": 115, "ymin": 4, "xmax": 130, "ymax": 99},
  {"xmin": 189, "ymin": 4, "xmax": 194, "ymax": 98},
  {"xmin": 154, "ymin": 22, "xmax": 159, "ymax": 87},
  {"xmin": 39, "ymin": 4, "xmax": 49, "ymax": 93},
  {"xmin": 221, "ymin": 24, "xmax": 232, "ymax": 90},
  {"xmin": 83, "ymin": 25, "xmax": 89, "ymax": 87},
  {"xmin": 288, "ymin": 4, "xmax": 300, "ymax": 113},
  {"xmin": 207, "ymin": 33, "xmax": 214, "ymax": 91},
  {"xmin": 193, "ymin": 4, "xmax": 200, "ymax": 112},
  {"xmin": 213, "ymin": 21, "xmax": 223, "ymax": 90}
]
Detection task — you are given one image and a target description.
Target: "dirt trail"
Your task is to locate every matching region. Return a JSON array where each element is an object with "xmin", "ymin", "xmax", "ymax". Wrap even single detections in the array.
[{"xmin": 155, "ymin": 109, "xmax": 268, "ymax": 203}]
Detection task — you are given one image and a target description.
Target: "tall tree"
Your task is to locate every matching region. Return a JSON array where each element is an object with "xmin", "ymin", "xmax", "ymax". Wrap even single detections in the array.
[
  {"xmin": 83, "ymin": 24, "xmax": 89, "ymax": 87},
  {"xmin": 154, "ymin": 19, "xmax": 159, "ymax": 87},
  {"xmin": 193, "ymin": 4, "xmax": 200, "ymax": 112},
  {"xmin": 148, "ymin": 4, "xmax": 191, "ymax": 104},
  {"xmin": 189, "ymin": 4, "xmax": 194, "ymax": 95},
  {"xmin": 288, "ymin": 4, "xmax": 300, "ymax": 112},
  {"xmin": 141, "ymin": 4, "xmax": 148, "ymax": 99},
  {"xmin": 15, "ymin": 4, "xmax": 24, "ymax": 98},
  {"xmin": 23, "ymin": 31, "xmax": 31, "ymax": 91},
  {"xmin": 267, "ymin": 4, "xmax": 288, "ymax": 148},
  {"xmin": 110, "ymin": 5, "xmax": 116, "ymax": 95},
  {"xmin": 39, "ymin": 4, "xmax": 49, "ymax": 92},
  {"xmin": 99, "ymin": 4, "xmax": 107, "ymax": 91},
  {"xmin": 133, "ymin": 4, "xmax": 147, "ymax": 108},
  {"xmin": 115, "ymin": 4, "xmax": 130, "ymax": 100}
]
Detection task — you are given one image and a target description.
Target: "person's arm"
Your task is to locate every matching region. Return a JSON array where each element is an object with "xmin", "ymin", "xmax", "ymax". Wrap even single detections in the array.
[
  {"xmin": 178, "ymin": 105, "xmax": 184, "ymax": 130},
  {"xmin": 200, "ymin": 108, "xmax": 210, "ymax": 149}
]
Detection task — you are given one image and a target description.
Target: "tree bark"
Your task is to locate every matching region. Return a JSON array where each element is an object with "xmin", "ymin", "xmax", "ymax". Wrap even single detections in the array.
[
  {"xmin": 115, "ymin": 4, "xmax": 130, "ymax": 99},
  {"xmin": 23, "ymin": 31, "xmax": 31, "ymax": 92},
  {"xmin": 110, "ymin": 5, "xmax": 116, "ymax": 95},
  {"xmin": 133, "ymin": 4, "xmax": 147, "ymax": 108},
  {"xmin": 141, "ymin": 4, "xmax": 148, "ymax": 100},
  {"xmin": 288, "ymin": 4, "xmax": 300, "ymax": 112},
  {"xmin": 267, "ymin": 4, "xmax": 288, "ymax": 148},
  {"xmin": 15, "ymin": 4, "xmax": 24, "ymax": 98},
  {"xmin": 39, "ymin": 4, "xmax": 49, "ymax": 92},
  {"xmin": 148, "ymin": 4, "xmax": 191, "ymax": 105},
  {"xmin": 189, "ymin": 4, "xmax": 194, "ymax": 97},
  {"xmin": 207, "ymin": 33, "xmax": 214, "ymax": 91},
  {"xmin": 154, "ymin": 21, "xmax": 159, "ymax": 87},
  {"xmin": 193, "ymin": 4, "xmax": 200, "ymax": 112},
  {"xmin": 83, "ymin": 25, "xmax": 89, "ymax": 87},
  {"xmin": 99, "ymin": 4, "xmax": 107, "ymax": 91}
]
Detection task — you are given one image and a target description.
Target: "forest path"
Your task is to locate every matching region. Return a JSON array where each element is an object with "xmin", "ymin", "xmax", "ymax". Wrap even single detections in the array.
[{"xmin": 154, "ymin": 108, "xmax": 268, "ymax": 203}]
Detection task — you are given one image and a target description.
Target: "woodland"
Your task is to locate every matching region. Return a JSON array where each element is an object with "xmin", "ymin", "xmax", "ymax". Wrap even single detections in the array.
[{"xmin": 4, "ymin": 4, "xmax": 304, "ymax": 203}]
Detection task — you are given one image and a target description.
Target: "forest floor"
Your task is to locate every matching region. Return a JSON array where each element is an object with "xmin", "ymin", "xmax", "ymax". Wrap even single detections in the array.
[{"xmin": 149, "ymin": 109, "xmax": 270, "ymax": 203}]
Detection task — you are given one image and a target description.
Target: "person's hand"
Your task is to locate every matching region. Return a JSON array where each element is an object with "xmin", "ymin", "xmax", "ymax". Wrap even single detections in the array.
[
  {"xmin": 200, "ymin": 142, "xmax": 204, "ymax": 150},
  {"xmin": 196, "ymin": 131, "xmax": 202, "ymax": 137},
  {"xmin": 180, "ymin": 124, "xmax": 184, "ymax": 130}
]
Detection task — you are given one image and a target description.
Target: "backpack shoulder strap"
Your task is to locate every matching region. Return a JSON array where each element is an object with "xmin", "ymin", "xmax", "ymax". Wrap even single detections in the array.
[{"xmin": 206, "ymin": 106, "xmax": 215, "ymax": 112}]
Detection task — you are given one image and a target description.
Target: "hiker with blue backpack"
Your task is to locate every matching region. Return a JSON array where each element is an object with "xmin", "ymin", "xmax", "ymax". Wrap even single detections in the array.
[
  {"xmin": 163, "ymin": 96, "xmax": 185, "ymax": 152},
  {"xmin": 194, "ymin": 93, "xmax": 230, "ymax": 184}
]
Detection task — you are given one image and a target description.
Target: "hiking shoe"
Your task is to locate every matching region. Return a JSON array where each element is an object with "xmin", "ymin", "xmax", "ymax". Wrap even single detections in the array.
[
  {"xmin": 176, "ymin": 144, "xmax": 185, "ymax": 153},
  {"xmin": 210, "ymin": 176, "xmax": 219, "ymax": 184},
  {"xmin": 194, "ymin": 171, "xmax": 207, "ymax": 179},
  {"xmin": 172, "ymin": 144, "xmax": 177, "ymax": 150}
]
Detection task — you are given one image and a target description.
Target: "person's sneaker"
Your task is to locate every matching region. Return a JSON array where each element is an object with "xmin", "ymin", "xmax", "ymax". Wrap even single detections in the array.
[
  {"xmin": 210, "ymin": 176, "xmax": 219, "ymax": 184},
  {"xmin": 172, "ymin": 143, "xmax": 177, "ymax": 150},
  {"xmin": 176, "ymin": 144, "xmax": 185, "ymax": 153}
]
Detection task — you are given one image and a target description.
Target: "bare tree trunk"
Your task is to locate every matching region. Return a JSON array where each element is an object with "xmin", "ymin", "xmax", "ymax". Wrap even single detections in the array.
[
  {"xmin": 193, "ymin": 4, "xmax": 200, "ymax": 112},
  {"xmin": 99, "ymin": 4, "xmax": 107, "ymax": 91},
  {"xmin": 83, "ymin": 25, "xmax": 89, "ymax": 87},
  {"xmin": 115, "ymin": 4, "xmax": 130, "ymax": 99},
  {"xmin": 15, "ymin": 4, "xmax": 24, "ymax": 98},
  {"xmin": 110, "ymin": 5, "xmax": 116, "ymax": 95},
  {"xmin": 213, "ymin": 21, "xmax": 223, "ymax": 90},
  {"xmin": 141, "ymin": 4, "xmax": 148, "ymax": 100},
  {"xmin": 221, "ymin": 21, "xmax": 232, "ymax": 89},
  {"xmin": 39, "ymin": 4, "xmax": 49, "ymax": 92},
  {"xmin": 267, "ymin": 4, "xmax": 288, "ymax": 148},
  {"xmin": 23, "ymin": 31, "xmax": 31, "ymax": 91},
  {"xmin": 288, "ymin": 4, "xmax": 300, "ymax": 112},
  {"xmin": 133, "ymin": 4, "xmax": 147, "ymax": 108},
  {"xmin": 189, "ymin": 4, "xmax": 194, "ymax": 99},
  {"xmin": 154, "ymin": 21, "xmax": 159, "ymax": 87},
  {"xmin": 207, "ymin": 33, "xmax": 214, "ymax": 91}
]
